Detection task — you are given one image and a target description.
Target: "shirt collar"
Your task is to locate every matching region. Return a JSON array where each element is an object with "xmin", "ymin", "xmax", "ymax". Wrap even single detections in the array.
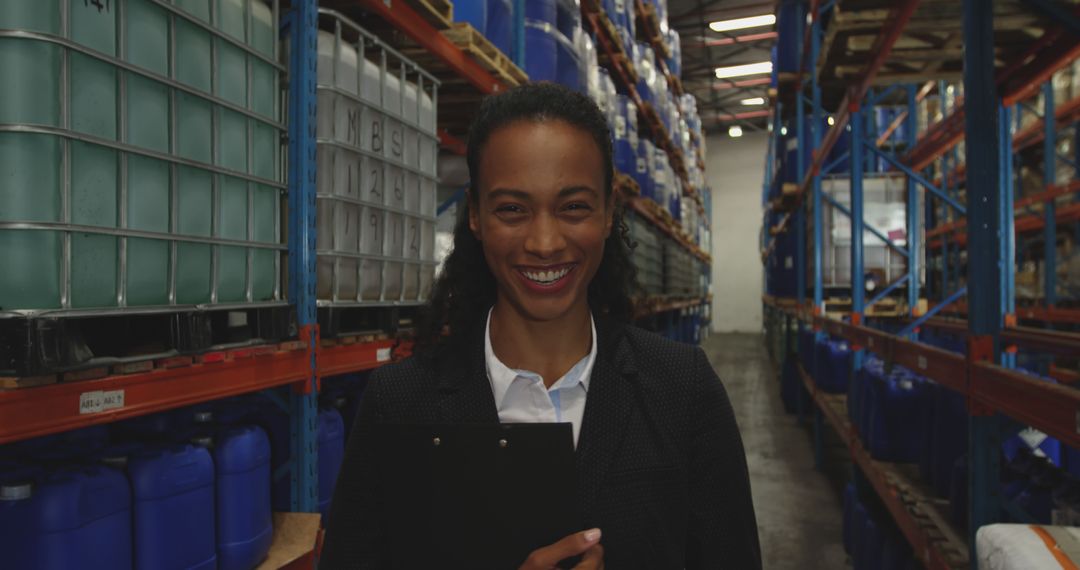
[{"xmin": 484, "ymin": 308, "xmax": 597, "ymax": 407}]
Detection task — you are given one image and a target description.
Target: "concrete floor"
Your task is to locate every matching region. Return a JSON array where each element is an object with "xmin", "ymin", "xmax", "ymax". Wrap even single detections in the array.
[{"xmin": 701, "ymin": 333, "xmax": 849, "ymax": 570}]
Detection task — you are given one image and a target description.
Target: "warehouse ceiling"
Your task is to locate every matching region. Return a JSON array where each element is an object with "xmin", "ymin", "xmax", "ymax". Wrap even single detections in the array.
[{"xmin": 667, "ymin": 0, "xmax": 777, "ymax": 136}]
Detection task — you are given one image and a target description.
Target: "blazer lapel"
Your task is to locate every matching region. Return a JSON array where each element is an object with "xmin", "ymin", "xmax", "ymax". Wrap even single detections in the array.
[
  {"xmin": 575, "ymin": 319, "xmax": 637, "ymax": 523},
  {"xmin": 435, "ymin": 327, "xmax": 500, "ymax": 424}
]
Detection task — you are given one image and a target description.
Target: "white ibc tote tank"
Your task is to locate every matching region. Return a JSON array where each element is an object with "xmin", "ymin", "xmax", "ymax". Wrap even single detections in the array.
[{"xmin": 312, "ymin": 11, "xmax": 439, "ymax": 305}]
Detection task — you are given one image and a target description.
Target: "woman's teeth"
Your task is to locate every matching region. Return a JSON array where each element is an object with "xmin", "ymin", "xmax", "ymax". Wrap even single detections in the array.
[{"xmin": 523, "ymin": 267, "xmax": 571, "ymax": 284}]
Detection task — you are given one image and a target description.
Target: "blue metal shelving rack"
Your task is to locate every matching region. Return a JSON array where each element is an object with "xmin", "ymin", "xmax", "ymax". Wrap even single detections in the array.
[
  {"xmin": 284, "ymin": 0, "xmax": 320, "ymax": 513},
  {"xmin": 763, "ymin": 0, "xmax": 1080, "ymax": 566}
]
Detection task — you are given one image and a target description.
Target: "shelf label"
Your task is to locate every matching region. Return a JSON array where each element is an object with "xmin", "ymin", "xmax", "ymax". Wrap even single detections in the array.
[
  {"xmin": 78, "ymin": 389, "xmax": 125, "ymax": 415},
  {"xmin": 102, "ymin": 390, "xmax": 125, "ymax": 411},
  {"xmin": 917, "ymin": 355, "xmax": 928, "ymax": 370},
  {"xmin": 377, "ymin": 347, "xmax": 391, "ymax": 362},
  {"xmin": 79, "ymin": 391, "xmax": 104, "ymax": 414}
]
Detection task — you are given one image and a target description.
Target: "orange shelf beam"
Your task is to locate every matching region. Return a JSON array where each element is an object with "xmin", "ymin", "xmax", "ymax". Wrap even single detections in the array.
[
  {"xmin": 0, "ymin": 344, "xmax": 311, "ymax": 445},
  {"xmin": 771, "ymin": 303, "xmax": 1080, "ymax": 455},
  {"xmin": 928, "ymin": 201, "xmax": 1080, "ymax": 248},
  {"xmin": 318, "ymin": 338, "xmax": 408, "ymax": 378}
]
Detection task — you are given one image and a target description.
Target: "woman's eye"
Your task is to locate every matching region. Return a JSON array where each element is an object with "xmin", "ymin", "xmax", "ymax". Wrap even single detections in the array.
[
  {"xmin": 564, "ymin": 203, "xmax": 593, "ymax": 212},
  {"xmin": 495, "ymin": 204, "xmax": 523, "ymax": 213}
]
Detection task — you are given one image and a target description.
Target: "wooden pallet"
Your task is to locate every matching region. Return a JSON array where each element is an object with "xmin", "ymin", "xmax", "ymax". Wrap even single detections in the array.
[
  {"xmin": 824, "ymin": 297, "xmax": 906, "ymax": 318},
  {"xmin": 615, "ymin": 172, "xmax": 640, "ymax": 197},
  {"xmin": 320, "ymin": 332, "xmax": 390, "ymax": 349},
  {"xmin": 0, "ymin": 375, "xmax": 56, "ymax": 390},
  {"xmin": 0, "ymin": 340, "xmax": 305, "ymax": 391},
  {"xmin": 441, "ymin": 23, "xmax": 528, "ymax": 87},
  {"xmin": 635, "ymin": 2, "xmax": 670, "ymax": 60},
  {"xmin": 598, "ymin": 50, "xmax": 638, "ymax": 83},
  {"xmin": 0, "ymin": 304, "xmax": 296, "ymax": 378},
  {"xmin": 666, "ymin": 73, "xmax": 684, "ymax": 97},
  {"xmin": 404, "ymin": 0, "xmax": 453, "ymax": 30}
]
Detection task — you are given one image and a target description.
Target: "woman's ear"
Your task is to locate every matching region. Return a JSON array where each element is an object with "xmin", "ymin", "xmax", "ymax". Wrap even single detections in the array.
[
  {"xmin": 467, "ymin": 189, "xmax": 481, "ymax": 240},
  {"xmin": 603, "ymin": 190, "xmax": 616, "ymax": 239}
]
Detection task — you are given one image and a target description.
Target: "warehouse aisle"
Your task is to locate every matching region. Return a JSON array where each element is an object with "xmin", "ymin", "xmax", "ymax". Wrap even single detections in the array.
[{"xmin": 702, "ymin": 334, "xmax": 848, "ymax": 569}]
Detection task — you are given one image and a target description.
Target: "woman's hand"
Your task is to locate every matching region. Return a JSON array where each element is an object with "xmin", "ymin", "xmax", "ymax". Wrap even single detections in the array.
[{"xmin": 518, "ymin": 528, "xmax": 604, "ymax": 570}]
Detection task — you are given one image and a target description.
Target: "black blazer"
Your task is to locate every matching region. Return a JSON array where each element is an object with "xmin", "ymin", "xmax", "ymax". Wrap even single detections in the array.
[{"xmin": 321, "ymin": 319, "xmax": 762, "ymax": 569}]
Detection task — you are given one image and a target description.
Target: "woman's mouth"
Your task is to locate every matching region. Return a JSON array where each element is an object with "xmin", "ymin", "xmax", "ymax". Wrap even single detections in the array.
[{"xmin": 517, "ymin": 264, "xmax": 577, "ymax": 291}]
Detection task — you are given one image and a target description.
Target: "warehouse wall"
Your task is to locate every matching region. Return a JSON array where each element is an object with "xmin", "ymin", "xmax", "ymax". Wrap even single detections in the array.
[{"xmin": 707, "ymin": 131, "xmax": 769, "ymax": 333}]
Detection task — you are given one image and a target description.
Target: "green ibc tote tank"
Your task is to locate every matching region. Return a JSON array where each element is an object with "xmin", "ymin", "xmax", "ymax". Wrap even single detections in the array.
[{"xmin": 0, "ymin": 0, "xmax": 284, "ymax": 311}]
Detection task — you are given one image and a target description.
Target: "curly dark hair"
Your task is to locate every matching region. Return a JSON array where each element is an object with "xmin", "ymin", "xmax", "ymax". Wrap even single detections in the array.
[{"xmin": 416, "ymin": 82, "xmax": 638, "ymax": 357}]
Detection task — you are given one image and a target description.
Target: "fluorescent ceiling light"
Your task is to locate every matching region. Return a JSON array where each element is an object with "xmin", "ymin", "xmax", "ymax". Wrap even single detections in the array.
[
  {"xmin": 715, "ymin": 61, "xmax": 772, "ymax": 79},
  {"xmin": 827, "ymin": 116, "xmax": 835, "ymax": 126},
  {"xmin": 709, "ymin": 14, "xmax": 776, "ymax": 33},
  {"xmin": 740, "ymin": 97, "xmax": 765, "ymax": 106},
  {"xmin": 780, "ymin": 126, "xmax": 788, "ymax": 136},
  {"xmin": 728, "ymin": 125, "xmax": 744, "ymax": 138}
]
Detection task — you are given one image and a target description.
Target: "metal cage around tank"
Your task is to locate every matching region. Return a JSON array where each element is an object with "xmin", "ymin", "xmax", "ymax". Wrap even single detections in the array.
[
  {"xmin": 0, "ymin": 0, "xmax": 288, "ymax": 312},
  {"xmin": 313, "ymin": 9, "xmax": 440, "ymax": 308}
]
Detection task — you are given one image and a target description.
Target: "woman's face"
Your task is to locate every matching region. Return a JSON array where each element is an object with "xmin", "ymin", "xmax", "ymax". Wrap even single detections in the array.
[{"xmin": 469, "ymin": 119, "xmax": 613, "ymax": 323}]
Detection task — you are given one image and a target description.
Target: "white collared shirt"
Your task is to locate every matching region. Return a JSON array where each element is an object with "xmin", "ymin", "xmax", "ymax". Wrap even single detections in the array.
[{"xmin": 484, "ymin": 309, "xmax": 596, "ymax": 447}]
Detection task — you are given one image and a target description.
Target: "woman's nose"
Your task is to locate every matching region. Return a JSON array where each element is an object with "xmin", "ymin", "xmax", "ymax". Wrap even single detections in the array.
[{"xmin": 523, "ymin": 213, "xmax": 567, "ymax": 258}]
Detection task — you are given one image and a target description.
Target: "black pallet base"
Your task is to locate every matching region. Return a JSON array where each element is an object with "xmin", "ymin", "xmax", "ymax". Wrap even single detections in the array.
[
  {"xmin": 317, "ymin": 305, "xmax": 422, "ymax": 339},
  {"xmin": 0, "ymin": 305, "xmax": 297, "ymax": 377}
]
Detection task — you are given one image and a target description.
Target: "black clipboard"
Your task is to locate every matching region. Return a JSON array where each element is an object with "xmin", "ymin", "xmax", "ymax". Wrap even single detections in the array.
[{"xmin": 374, "ymin": 423, "xmax": 582, "ymax": 569}]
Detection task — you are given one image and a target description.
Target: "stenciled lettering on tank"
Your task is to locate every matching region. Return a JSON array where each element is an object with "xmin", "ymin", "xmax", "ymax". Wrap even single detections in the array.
[
  {"xmin": 393, "ymin": 171, "xmax": 404, "ymax": 203},
  {"xmin": 347, "ymin": 159, "xmax": 360, "ymax": 198},
  {"xmin": 369, "ymin": 213, "xmax": 382, "ymax": 245},
  {"xmin": 408, "ymin": 220, "xmax": 419, "ymax": 254},
  {"xmin": 369, "ymin": 165, "xmax": 382, "ymax": 201},
  {"xmin": 347, "ymin": 107, "xmax": 360, "ymax": 147},
  {"xmin": 371, "ymin": 119, "xmax": 382, "ymax": 153},
  {"xmin": 85, "ymin": 0, "xmax": 111, "ymax": 13},
  {"xmin": 391, "ymin": 125, "xmax": 403, "ymax": 159}
]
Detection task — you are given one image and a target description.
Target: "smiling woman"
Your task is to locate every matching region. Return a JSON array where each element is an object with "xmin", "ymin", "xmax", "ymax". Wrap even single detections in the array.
[{"xmin": 320, "ymin": 83, "xmax": 761, "ymax": 570}]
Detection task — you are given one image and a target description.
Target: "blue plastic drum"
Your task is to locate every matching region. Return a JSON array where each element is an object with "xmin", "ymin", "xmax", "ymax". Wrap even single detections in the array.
[
  {"xmin": 487, "ymin": 0, "xmax": 513, "ymax": 57},
  {"xmin": 555, "ymin": 29, "xmax": 581, "ymax": 91},
  {"xmin": 129, "ymin": 445, "xmax": 216, "ymax": 570},
  {"xmin": 525, "ymin": 20, "xmax": 558, "ymax": 82},
  {"xmin": 32, "ymin": 465, "xmax": 133, "ymax": 570},
  {"xmin": 215, "ymin": 425, "xmax": 273, "ymax": 570},
  {"xmin": 613, "ymin": 95, "xmax": 637, "ymax": 175},
  {"xmin": 526, "ymin": 0, "xmax": 557, "ymax": 25},
  {"xmin": 318, "ymin": 408, "xmax": 346, "ymax": 521}
]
